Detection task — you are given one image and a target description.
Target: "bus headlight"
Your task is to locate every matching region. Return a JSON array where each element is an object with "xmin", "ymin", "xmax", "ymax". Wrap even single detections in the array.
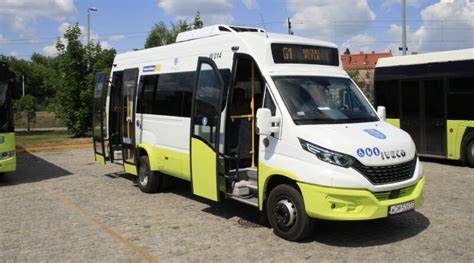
[
  {"xmin": 0, "ymin": 150, "xmax": 15, "ymax": 160},
  {"xmin": 299, "ymin": 138, "xmax": 354, "ymax": 168}
]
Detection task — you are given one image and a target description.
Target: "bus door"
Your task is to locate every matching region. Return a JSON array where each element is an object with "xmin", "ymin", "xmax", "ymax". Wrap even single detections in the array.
[
  {"xmin": 423, "ymin": 79, "xmax": 446, "ymax": 156},
  {"xmin": 92, "ymin": 72, "xmax": 109, "ymax": 164},
  {"xmin": 401, "ymin": 80, "xmax": 422, "ymax": 152},
  {"xmin": 121, "ymin": 68, "xmax": 139, "ymax": 175},
  {"xmin": 190, "ymin": 57, "xmax": 225, "ymax": 201}
]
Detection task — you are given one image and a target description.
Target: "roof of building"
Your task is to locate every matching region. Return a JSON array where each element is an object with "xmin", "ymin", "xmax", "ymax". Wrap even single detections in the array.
[
  {"xmin": 341, "ymin": 51, "xmax": 392, "ymax": 70},
  {"xmin": 376, "ymin": 48, "xmax": 474, "ymax": 68}
]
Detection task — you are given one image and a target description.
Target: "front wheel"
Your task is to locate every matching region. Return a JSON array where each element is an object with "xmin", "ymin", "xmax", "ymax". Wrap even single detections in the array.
[
  {"xmin": 266, "ymin": 184, "xmax": 314, "ymax": 241},
  {"xmin": 137, "ymin": 156, "xmax": 162, "ymax": 193},
  {"xmin": 466, "ymin": 140, "xmax": 474, "ymax": 167}
]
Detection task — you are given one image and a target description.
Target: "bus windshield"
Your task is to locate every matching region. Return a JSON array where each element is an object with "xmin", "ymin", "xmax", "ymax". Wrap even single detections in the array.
[
  {"xmin": 0, "ymin": 81, "xmax": 9, "ymax": 131},
  {"xmin": 272, "ymin": 76, "xmax": 378, "ymax": 125}
]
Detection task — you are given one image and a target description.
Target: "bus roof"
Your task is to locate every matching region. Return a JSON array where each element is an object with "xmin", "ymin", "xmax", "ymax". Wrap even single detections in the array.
[{"xmin": 376, "ymin": 48, "xmax": 474, "ymax": 68}]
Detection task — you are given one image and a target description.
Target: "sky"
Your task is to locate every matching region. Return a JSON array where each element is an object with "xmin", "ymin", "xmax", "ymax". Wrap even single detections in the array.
[{"xmin": 0, "ymin": 0, "xmax": 472, "ymax": 60}]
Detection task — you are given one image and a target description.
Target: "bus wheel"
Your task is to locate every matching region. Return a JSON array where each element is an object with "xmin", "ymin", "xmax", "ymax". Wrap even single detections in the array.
[
  {"xmin": 466, "ymin": 140, "xmax": 474, "ymax": 167},
  {"xmin": 137, "ymin": 155, "xmax": 161, "ymax": 193},
  {"xmin": 267, "ymin": 184, "xmax": 314, "ymax": 241}
]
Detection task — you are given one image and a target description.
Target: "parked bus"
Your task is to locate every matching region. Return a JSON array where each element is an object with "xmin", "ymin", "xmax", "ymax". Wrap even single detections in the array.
[
  {"xmin": 375, "ymin": 49, "xmax": 474, "ymax": 167},
  {"xmin": 0, "ymin": 61, "xmax": 20, "ymax": 176},
  {"xmin": 93, "ymin": 25, "xmax": 425, "ymax": 241}
]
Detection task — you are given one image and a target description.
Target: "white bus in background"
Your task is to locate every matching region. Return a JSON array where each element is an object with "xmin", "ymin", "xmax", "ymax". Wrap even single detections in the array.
[{"xmin": 92, "ymin": 25, "xmax": 425, "ymax": 241}]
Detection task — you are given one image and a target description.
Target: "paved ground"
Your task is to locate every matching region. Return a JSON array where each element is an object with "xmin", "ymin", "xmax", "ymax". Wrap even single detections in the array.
[{"xmin": 0, "ymin": 148, "xmax": 472, "ymax": 262}]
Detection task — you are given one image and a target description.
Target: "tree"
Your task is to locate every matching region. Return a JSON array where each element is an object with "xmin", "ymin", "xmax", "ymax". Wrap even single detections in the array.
[
  {"xmin": 144, "ymin": 11, "xmax": 204, "ymax": 48},
  {"xmin": 344, "ymin": 48, "xmax": 351, "ymax": 55},
  {"xmin": 193, "ymin": 11, "xmax": 204, "ymax": 29},
  {"xmin": 14, "ymin": 95, "xmax": 37, "ymax": 132},
  {"xmin": 53, "ymin": 24, "xmax": 115, "ymax": 136}
]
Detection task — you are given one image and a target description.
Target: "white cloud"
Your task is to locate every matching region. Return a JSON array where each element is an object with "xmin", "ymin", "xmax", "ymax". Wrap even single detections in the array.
[
  {"xmin": 341, "ymin": 34, "xmax": 377, "ymax": 53},
  {"xmin": 241, "ymin": 0, "xmax": 258, "ymax": 10},
  {"xmin": 43, "ymin": 44, "xmax": 59, "ymax": 57},
  {"xmin": 386, "ymin": 0, "xmax": 474, "ymax": 54},
  {"xmin": 157, "ymin": 0, "xmax": 234, "ymax": 25},
  {"xmin": 0, "ymin": 0, "xmax": 76, "ymax": 36},
  {"xmin": 382, "ymin": 0, "xmax": 425, "ymax": 9},
  {"xmin": 99, "ymin": 41, "xmax": 113, "ymax": 50},
  {"xmin": 287, "ymin": 0, "xmax": 376, "ymax": 41},
  {"xmin": 10, "ymin": 51, "xmax": 18, "ymax": 57},
  {"xmin": 108, "ymin": 35, "xmax": 125, "ymax": 42}
]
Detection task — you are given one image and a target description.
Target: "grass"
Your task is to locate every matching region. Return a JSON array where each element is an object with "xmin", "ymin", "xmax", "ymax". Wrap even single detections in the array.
[{"xmin": 15, "ymin": 131, "xmax": 91, "ymax": 149}]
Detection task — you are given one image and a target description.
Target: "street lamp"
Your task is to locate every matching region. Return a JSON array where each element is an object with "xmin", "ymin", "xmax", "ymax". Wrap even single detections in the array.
[{"xmin": 87, "ymin": 7, "xmax": 98, "ymax": 45}]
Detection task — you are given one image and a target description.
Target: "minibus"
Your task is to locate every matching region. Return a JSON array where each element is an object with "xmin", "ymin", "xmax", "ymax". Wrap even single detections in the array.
[{"xmin": 93, "ymin": 25, "xmax": 425, "ymax": 241}]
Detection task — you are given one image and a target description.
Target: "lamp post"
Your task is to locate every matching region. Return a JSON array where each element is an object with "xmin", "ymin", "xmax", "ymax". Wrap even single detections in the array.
[{"xmin": 87, "ymin": 7, "xmax": 98, "ymax": 45}]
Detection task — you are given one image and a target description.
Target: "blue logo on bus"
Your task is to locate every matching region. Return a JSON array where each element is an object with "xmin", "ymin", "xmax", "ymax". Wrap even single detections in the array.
[
  {"xmin": 365, "ymin": 148, "xmax": 373, "ymax": 157},
  {"xmin": 363, "ymin": 129, "xmax": 387, "ymax": 140},
  {"xmin": 143, "ymin": 65, "xmax": 155, "ymax": 72},
  {"xmin": 373, "ymin": 147, "xmax": 380, "ymax": 156},
  {"xmin": 357, "ymin": 148, "xmax": 365, "ymax": 157}
]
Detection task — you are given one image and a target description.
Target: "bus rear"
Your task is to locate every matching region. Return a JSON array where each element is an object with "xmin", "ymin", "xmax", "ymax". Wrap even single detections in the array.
[{"xmin": 0, "ymin": 62, "xmax": 18, "ymax": 175}]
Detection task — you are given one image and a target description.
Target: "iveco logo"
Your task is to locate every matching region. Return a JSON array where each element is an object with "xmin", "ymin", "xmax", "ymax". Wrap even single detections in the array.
[{"xmin": 381, "ymin": 149, "xmax": 406, "ymax": 160}]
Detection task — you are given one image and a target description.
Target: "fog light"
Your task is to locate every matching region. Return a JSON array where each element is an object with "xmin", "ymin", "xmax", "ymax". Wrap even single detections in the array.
[{"xmin": 0, "ymin": 150, "xmax": 15, "ymax": 160}]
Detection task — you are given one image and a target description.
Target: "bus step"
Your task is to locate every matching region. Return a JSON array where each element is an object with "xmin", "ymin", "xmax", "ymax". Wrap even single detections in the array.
[{"xmin": 227, "ymin": 195, "xmax": 258, "ymax": 207}]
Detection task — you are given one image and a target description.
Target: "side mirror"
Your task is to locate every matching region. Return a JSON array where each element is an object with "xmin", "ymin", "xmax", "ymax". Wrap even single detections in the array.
[
  {"xmin": 256, "ymin": 108, "xmax": 280, "ymax": 136},
  {"xmin": 377, "ymin": 106, "xmax": 386, "ymax": 121}
]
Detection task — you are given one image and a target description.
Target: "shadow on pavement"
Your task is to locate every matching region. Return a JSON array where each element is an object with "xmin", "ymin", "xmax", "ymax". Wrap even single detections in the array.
[
  {"xmin": 419, "ymin": 156, "xmax": 464, "ymax": 167},
  {"xmin": 103, "ymin": 171, "xmax": 430, "ymax": 246},
  {"xmin": 308, "ymin": 211, "xmax": 430, "ymax": 246},
  {"xmin": 0, "ymin": 152, "xmax": 73, "ymax": 187}
]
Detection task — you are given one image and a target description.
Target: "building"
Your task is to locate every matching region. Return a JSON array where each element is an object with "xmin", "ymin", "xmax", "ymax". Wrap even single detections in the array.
[{"xmin": 341, "ymin": 51, "xmax": 393, "ymax": 103}]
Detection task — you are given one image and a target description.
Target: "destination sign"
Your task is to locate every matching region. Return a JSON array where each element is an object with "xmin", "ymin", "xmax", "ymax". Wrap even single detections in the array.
[{"xmin": 271, "ymin": 44, "xmax": 339, "ymax": 66}]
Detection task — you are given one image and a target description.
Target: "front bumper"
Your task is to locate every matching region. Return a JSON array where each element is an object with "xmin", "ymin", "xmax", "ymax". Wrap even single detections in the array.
[
  {"xmin": 0, "ymin": 154, "xmax": 16, "ymax": 173},
  {"xmin": 298, "ymin": 176, "xmax": 425, "ymax": 220}
]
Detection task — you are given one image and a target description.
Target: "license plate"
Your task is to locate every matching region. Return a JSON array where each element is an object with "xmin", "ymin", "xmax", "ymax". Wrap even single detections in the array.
[{"xmin": 388, "ymin": 200, "xmax": 415, "ymax": 215}]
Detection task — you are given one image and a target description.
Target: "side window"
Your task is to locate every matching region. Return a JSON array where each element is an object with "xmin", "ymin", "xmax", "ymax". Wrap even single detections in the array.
[
  {"xmin": 447, "ymin": 77, "xmax": 474, "ymax": 120},
  {"xmin": 263, "ymin": 88, "xmax": 277, "ymax": 116},
  {"xmin": 375, "ymin": 80, "xmax": 400, "ymax": 118},
  {"xmin": 153, "ymin": 72, "xmax": 194, "ymax": 117},
  {"xmin": 137, "ymin": 75, "xmax": 158, "ymax": 114}
]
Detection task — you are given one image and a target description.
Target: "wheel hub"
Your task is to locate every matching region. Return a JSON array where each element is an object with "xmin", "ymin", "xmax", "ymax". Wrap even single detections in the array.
[
  {"xmin": 139, "ymin": 165, "xmax": 149, "ymax": 186},
  {"xmin": 274, "ymin": 198, "xmax": 297, "ymax": 228}
]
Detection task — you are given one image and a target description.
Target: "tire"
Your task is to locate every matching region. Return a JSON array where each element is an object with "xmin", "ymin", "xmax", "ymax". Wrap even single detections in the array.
[
  {"xmin": 137, "ymin": 155, "xmax": 162, "ymax": 193},
  {"xmin": 466, "ymin": 140, "xmax": 474, "ymax": 168},
  {"xmin": 0, "ymin": 172, "xmax": 4, "ymax": 177},
  {"xmin": 266, "ymin": 184, "xmax": 314, "ymax": 241}
]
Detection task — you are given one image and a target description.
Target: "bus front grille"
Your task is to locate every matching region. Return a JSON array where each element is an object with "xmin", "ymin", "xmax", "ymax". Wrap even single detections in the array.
[{"xmin": 352, "ymin": 158, "xmax": 417, "ymax": 185}]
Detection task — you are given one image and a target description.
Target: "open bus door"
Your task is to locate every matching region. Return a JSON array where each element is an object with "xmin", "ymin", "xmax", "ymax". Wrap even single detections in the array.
[
  {"xmin": 92, "ymin": 72, "xmax": 109, "ymax": 164},
  {"xmin": 190, "ymin": 57, "xmax": 225, "ymax": 202},
  {"xmin": 121, "ymin": 68, "xmax": 139, "ymax": 175}
]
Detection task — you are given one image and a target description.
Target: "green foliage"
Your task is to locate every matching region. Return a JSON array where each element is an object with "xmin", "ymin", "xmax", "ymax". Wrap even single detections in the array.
[
  {"xmin": 346, "ymin": 69, "xmax": 374, "ymax": 104},
  {"xmin": 145, "ymin": 11, "xmax": 204, "ymax": 48},
  {"xmin": 193, "ymin": 11, "xmax": 204, "ymax": 29},
  {"xmin": 53, "ymin": 23, "xmax": 115, "ymax": 137},
  {"xmin": 14, "ymin": 95, "xmax": 37, "ymax": 132}
]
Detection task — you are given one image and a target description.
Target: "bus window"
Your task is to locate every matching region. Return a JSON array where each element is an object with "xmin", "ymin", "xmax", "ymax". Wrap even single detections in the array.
[
  {"xmin": 375, "ymin": 80, "xmax": 399, "ymax": 118},
  {"xmin": 448, "ymin": 77, "xmax": 474, "ymax": 120}
]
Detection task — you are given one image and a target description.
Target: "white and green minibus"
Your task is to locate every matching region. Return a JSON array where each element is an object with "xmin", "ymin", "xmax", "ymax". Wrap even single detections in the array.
[{"xmin": 93, "ymin": 25, "xmax": 425, "ymax": 241}]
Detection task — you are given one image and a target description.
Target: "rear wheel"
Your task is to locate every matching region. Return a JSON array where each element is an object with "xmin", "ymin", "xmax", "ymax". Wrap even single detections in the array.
[
  {"xmin": 466, "ymin": 140, "xmax": 474, "ymax": 167},
  {"xmin": 137, "ymin": 155, "xmax": 162, "ymax": 193},
  {"xmin": 266, "ymin": 184, "xmax": 314, "ymax": 241}
]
